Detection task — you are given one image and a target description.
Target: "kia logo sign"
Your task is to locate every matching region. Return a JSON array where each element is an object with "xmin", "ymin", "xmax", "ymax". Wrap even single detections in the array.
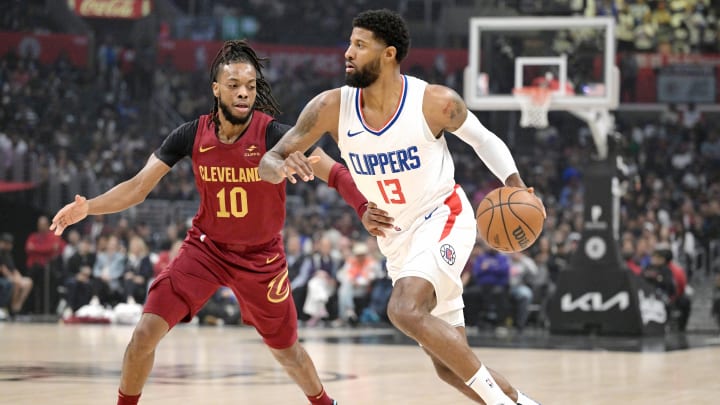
[{"xmin": 560, "ymin": 291, "xmax": 630, "ymax": 312}]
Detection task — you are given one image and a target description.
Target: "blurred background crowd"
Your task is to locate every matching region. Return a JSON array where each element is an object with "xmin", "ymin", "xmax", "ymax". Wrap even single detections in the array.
[{"xmin": 0, "ymin": 0, "xmax": 719, "ymax": 334}]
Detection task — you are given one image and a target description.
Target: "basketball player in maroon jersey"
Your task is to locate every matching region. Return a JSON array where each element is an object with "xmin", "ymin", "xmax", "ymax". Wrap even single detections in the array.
[{"xmin": 50, "ymin": 40, "xmax": 380, "ymax": 405}]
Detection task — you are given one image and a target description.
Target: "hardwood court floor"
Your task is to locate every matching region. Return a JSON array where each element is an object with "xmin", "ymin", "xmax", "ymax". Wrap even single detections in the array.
[{"xmin": 1, "ymin": 323, "xmax": 719, "ymax": 404}]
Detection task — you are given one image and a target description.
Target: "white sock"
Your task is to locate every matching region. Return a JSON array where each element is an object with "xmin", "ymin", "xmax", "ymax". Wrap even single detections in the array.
[
  {"xmin": 465, "ymin": 364, "xmax": 515, "ymax": 405},
  {"xmin": 517, "ymin": 390, "xmax": 541, "ymax": 405}
]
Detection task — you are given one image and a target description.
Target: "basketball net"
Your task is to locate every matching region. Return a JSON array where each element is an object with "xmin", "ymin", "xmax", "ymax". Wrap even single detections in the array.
[{"xmin": 513, "ymin": 86, "xmax": 552, "ymax": 128}]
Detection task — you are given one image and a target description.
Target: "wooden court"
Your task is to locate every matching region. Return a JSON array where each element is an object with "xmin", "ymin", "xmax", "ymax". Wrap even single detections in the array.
[{"xmin": 1, "ymin": 323, "xmax": 719, "ymax": 404}]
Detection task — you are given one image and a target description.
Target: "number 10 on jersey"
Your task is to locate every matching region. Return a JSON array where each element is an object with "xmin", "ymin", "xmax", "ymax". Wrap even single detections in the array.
[
  {"xmin": 376, "ymin": 179, "xmax": 406, "ymax": 204},
  {"xmin": 216, "ymin": 187, "xmax": 248, "ymax": 218}
]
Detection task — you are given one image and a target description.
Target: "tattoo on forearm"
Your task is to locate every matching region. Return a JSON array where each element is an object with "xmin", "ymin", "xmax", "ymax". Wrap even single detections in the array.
[{"xmin": 297, "ymin": 98, "xmax": 322, "ymax": 135}]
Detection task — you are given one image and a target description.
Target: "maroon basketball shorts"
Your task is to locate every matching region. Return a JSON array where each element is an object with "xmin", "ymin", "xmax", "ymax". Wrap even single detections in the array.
[{"xmin": 144, "ymin": 227, "xmax": 298, "ymax": 349}]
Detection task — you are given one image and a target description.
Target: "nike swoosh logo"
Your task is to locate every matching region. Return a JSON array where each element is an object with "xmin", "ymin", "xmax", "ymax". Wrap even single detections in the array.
[
  {"xmin": 266, "ymin": 253, "xmax": 280, "ymax": 264},
  {"xmin": 347, "ymin": 129, "xmax": 364, "ymax": 137},
  {"xmin": 199, "ymin": 145, "xmax": 216, "ymax": 153},
  {"xmin": 424, "ymin": 207, "xmax": 439, "ymax": 220}
]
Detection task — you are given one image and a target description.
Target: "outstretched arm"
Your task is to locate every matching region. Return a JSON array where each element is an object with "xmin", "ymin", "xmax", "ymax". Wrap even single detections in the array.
[
  {"xmin": 50, "ymin": 154, "xmax": 171, "ymax": 235},
  {"xmin": 259, "ymin": 90, "xmax": 341, "ymax": 184},
  {"xmin": 424, "ymin": 85, "xmax": 525, "ymax": 187},
  {"xmin": 424, "ymin": 85, "xmax": 544, "ymax": 216}
]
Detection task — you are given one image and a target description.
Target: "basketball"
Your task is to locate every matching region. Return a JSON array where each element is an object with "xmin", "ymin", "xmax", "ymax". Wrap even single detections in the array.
[{"xmin": 476, "ymin": 187, "xmax": 544, "ymax": 253}]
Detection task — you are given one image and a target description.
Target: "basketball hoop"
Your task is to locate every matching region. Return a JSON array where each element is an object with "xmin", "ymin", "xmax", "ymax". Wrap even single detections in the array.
[{"xmin": 513, "ymin": 87, "xmax": 553, "ymax": 128}]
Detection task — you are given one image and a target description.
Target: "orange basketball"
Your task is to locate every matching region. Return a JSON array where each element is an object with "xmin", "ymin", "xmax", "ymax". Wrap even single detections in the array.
[{"xmin": 476, "ymin": 186, "xmax": 545, "ymax": 253}]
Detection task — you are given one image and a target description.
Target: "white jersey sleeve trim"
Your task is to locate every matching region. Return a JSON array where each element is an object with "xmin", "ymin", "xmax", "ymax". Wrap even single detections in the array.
[{"xmin": 451, "ymin": 111, "xmax": 518, "ymax": 184}]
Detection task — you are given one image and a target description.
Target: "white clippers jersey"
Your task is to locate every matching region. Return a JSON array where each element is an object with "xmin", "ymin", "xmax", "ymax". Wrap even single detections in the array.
[{"xmin": 338, "ymin": 75, "xmax": 456, "ymax": 233}]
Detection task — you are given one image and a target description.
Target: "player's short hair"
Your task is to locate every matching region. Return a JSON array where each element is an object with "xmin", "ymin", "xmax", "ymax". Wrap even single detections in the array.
[
  {"xmin": 209, "ymin": 39, "xmax": 281, "ymax": 119},
  {"xmin": 352, "ymin": 9, "xmax": 410, "ymax": 63}
]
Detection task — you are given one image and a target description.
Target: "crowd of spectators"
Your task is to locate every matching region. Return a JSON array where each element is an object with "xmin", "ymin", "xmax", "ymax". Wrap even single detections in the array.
[{"xmin": 164, "ymin": 0, "xmax": 720, "ymax": 54}]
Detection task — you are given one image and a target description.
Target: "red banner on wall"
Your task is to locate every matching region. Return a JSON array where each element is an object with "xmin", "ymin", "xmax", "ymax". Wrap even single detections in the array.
[
  {"xmin": 0, "ymin": 32, "xmax": 89, "ymax": 67},
  {"xmin": 0, "ymin": 182, "xmax": 35, "ymax": 193},
  {"xmin": 157, "ymin": 39, "xmax": 469, "ymax": 77},
  {"xmin": 68, "ymin": 0, "xmax": 152, "ymax": 19}
]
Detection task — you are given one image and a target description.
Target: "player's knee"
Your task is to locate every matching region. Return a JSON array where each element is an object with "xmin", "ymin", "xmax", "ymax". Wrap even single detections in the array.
[
  {"xmin": 386, "ymin": 297, "xmax": 424, "ymax": 335},
  {"xmin": 128, "ymin": 316, "xmax": 167, "ymax": 354},
  {"xmin": 270, "ymin": 342, "xmax": 305, "ymax": 368}
]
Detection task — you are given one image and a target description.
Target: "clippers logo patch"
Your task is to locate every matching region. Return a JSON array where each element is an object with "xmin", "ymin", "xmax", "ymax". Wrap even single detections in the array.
[{"xmin": 439, "ymin": 244, "xmax": 456, "ymax": 265}]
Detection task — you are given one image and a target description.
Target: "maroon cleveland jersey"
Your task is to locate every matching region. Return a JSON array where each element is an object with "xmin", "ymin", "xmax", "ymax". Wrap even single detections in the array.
[{"xmin": 154, "ymin": 112, "xmax": 288, "ymax": 246}]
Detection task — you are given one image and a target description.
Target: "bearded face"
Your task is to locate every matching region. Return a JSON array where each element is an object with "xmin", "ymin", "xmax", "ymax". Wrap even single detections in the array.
[
  {"xmin": 345, "ymin": 56, "xmax": 381, "ymax": 88},
  {"xmin": 213, "ymin": 62, "xmax": 258, "ymax": 126},
  {"xmin": 218, "ymin": 96, "xmax": 254, "ymax": 126}
]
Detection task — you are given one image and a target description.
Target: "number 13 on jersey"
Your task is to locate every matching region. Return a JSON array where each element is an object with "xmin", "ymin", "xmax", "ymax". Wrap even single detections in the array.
[{"xmin": 376, "ymin": 179, "xmax": 406, "ymax": 204}]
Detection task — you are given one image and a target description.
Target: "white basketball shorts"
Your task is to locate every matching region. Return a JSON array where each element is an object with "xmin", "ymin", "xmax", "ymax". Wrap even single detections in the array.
[{"xmin": 378, "ymin": 185, "xmax": 476, "ymax": 327}]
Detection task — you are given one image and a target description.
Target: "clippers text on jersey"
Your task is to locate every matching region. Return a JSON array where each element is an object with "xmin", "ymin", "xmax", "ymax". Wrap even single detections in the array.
[{"xmin": 348, "ymin": 146, "xmax": 421, "ymax": 176}]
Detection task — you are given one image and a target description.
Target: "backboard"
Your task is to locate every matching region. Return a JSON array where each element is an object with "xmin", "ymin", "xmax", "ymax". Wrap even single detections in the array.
[{"xmin": 464, "ymin": 17, "xmax": 618, "ymax": 112}]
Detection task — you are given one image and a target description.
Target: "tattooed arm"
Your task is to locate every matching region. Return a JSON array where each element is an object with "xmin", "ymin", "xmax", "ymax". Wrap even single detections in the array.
[
  {"xmin": 259, "ymin": 89, "xmax": 341, "ymax": 184},
  {"xmin": 424, "ymin": 84, "xmax": 527, "ymax": 189},
  {"xmin": 422, "ymin": 84, "xmax": 469, "ymax": 136}
]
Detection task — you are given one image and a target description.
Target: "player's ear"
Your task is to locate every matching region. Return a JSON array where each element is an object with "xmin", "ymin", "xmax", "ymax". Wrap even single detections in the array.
[
  {"xmin": 212, "ymin": 81, "xmax": 220, "ymax": 98},
  {"xmin": 384, "ymin": 46, "xmax": 397, "ymax": 62}
]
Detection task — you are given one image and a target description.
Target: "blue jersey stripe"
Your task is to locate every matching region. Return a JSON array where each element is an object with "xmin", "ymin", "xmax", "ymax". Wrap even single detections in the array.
[{"xmin": 354, "ymin": 75, "xmax": 408, "ymax": 136}]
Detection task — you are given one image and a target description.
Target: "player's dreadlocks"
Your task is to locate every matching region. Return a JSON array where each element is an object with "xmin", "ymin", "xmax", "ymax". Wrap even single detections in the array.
[{"xmin": 209, "ymin": 40, "xmax": 281, "ymax": 128}]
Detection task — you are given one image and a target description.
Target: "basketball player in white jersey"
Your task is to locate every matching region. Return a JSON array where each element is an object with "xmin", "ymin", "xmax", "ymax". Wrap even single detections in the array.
[{"xmin": 259, "ymin": 9, "xmax": 543, "ymax": 405}]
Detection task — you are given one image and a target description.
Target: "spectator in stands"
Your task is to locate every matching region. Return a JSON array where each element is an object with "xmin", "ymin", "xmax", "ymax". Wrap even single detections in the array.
[
  {"xmin": 359, "ymin": 256, "xmax": 392, "ymax": 325},
  {"xmin": 616, "ymin": 2, "xmax": 637, "ymax": 52},
  {"xmin": 641, "ymin": 247, "xmax": 676, "ymax": 302},
  {"xmin": 0, "ymin": 232, "xmax": 33, "ymax": 317},
  {"xmin": 530, "ymin": 236, "xmax": 557, "ymax": 325},
  {"xmin": 156, "ymin": 222, "xmax": 182, "ymax": 251},
  {"xmin": 358, "ymin": 236, "xmax": 392, "ymax": 324},
  {"xmin": 335, "ymin": 241, "xmax": 381, "ymax": 326},
  {"xmin": 463, "ymin": 241, "xmax": 511, "ymax": 329},
  {"xmin": 508, "ymin": 251, "xmax": 538, "ymax": 332},
  {"xmin": 84, "ymin": 214, "xmax": 112, "ymax": 242},
  {"xmin": 633, "ymin": 236, "xmax": 653, "ymax": 269},
  {"xmin": 122, "ymin": 236, "xmax": 153, "ymax": 304},
  {"xmin": 63, "ymin": 237, "xmax": 95, "ymax": 312},
  {"xmin": 622, "ymin": 235, "xmax": 642, "ymax": 275},
  {"xmin": 286, "ymin": 232, "xmax": 313, "ymax": 320},
  {"xmin": 303, "ymin": 265, "xmax": 336, "ymax": 327},
  {"xmin": 61, "ymin": 229, "xmax": 81, "ymax": 265},
  {"xmin": 681, "ymin": 103, "xmax": 703, "ymax": 130},
  {"xmin": 25, "ymin": 215, "xmax": 64, "ymax": 313},
  {"xmin": 309, "ymin": 235, "xmax": 344, "ymax": 284},
  {"xmin": 634, "ymin": 12, "xmax": 657, "ymax": 51},
  {"xmin": 629, "ymin": 0, "xmax": 651, "ymax": 24},
  {"xmin": 92, "ymin": 234, "xmax": 126, "ymax": 306},
  {"xmin": 303, "ymin": 235, "xmax": 343, "ymax": 326},
  {"xmin": 655, "ymin": 243, "xmax": 692, "ymax": 331}
]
